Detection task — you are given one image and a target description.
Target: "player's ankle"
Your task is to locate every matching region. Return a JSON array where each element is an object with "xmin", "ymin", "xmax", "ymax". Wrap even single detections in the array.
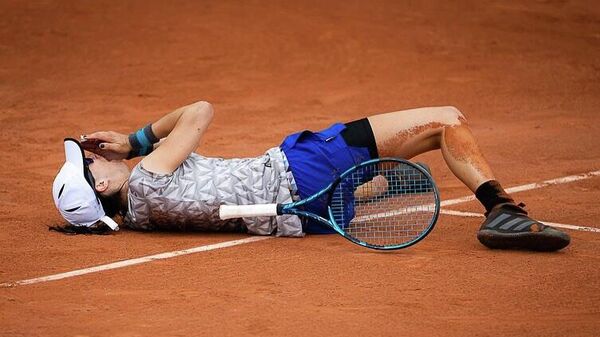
[{"xmin": 475, "ymin": 180, "xmax": 515, "ymax": 214}]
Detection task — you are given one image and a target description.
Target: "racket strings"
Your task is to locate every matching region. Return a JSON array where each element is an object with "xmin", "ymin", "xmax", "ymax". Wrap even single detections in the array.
[{"xmin": 330, "ymin": 162, "xmax": 437, "ymax": 247}]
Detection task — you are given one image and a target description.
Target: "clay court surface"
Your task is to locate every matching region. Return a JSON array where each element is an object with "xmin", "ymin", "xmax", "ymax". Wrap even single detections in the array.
[{"xmin": 1, "ymin": 0, "xmax": 600, "ymax": 336}]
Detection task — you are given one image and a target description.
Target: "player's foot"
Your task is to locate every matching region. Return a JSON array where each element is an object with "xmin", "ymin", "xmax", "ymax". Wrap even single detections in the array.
[{"xmin": 477, "ymin": 203, "xmax": 570, "ymax": 251}]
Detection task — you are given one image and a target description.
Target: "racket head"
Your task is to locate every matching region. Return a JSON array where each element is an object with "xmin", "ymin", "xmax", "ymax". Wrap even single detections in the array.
[{"xmin": 327, "ymin": 158, "xmax": 440, "ymax": 250}]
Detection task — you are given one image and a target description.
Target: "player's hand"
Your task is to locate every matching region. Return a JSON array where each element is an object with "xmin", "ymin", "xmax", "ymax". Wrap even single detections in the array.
[{"xmin": 80, "ymin": 131, "xmax": 132, "ymax": 161}]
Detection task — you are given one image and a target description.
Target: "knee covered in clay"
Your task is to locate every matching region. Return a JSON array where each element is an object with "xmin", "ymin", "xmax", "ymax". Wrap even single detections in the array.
[{"xmin": 437, "ymin": 106, "xmax": 467, "ymax": 128}]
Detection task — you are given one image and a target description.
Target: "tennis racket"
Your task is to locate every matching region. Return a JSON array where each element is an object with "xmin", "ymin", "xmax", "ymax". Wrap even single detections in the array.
[{"xmin": 219, "ymin": 158, "xmax": 440, "ymax": 250}]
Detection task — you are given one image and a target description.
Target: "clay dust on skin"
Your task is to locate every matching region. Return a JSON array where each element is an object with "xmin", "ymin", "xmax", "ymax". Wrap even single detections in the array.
[
  {"xmin": 370, "ymin": 107, "xmax": 464, "ymax": 158},
  {"xmin": 377, "ymin": 121, "xmax": 446, "ymax": 158},
  {"xmin": 442, "ymin": 123, "xmax": 496, "ymax": 190},
  {"xmin": 369, "ymin": 108, "xmax": 494, "ymax": 190}
]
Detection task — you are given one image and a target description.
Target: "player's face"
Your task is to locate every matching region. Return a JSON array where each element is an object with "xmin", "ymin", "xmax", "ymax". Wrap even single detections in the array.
[{"xmin": 85, "ymin": 153, "xmax": 130, "ymax": 187}]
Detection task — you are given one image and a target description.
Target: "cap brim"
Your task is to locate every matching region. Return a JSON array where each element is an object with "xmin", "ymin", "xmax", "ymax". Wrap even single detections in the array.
[{"xmin": 63, "ymin": 138, "xmax": 85, "ymax": 175}]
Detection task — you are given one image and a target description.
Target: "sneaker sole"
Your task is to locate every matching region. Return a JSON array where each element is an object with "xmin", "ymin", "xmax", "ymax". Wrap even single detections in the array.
[{"xmin": 477, "ymin": 229, "xmax": 570, "ymax": 252}]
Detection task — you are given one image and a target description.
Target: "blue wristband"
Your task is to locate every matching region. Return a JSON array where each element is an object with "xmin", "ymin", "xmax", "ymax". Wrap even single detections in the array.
[{"xmin": 127, "ymin": 124, "xmax": 159, "ymax": 159}]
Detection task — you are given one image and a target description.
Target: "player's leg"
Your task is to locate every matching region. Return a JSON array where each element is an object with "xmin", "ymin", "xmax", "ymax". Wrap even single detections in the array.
[
  {"xmin": 367, "ymin": 106, "xmax": 495, "ymax": 192},
  {"xmin": 366, "ymin": 106, "xmax": 570, "ymax": 251}
]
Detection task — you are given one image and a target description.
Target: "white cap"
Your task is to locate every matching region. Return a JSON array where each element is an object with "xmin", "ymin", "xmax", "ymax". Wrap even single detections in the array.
[{"xmin": 52, "ymin": 138, "xmax": 119, "ymax": 231}]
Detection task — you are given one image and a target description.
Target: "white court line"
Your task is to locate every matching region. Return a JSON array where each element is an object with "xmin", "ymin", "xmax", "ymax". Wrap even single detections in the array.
[
  {"xmin": 353, "ymin": 204, "xmax": 433, "ymax": 222},
  {"xmin": 355, "ymin": 170, "xmax": 600, "ymax": 225},
  {"xmin": 3, "ymin": 169, "xmax": 599, "ymax": 287},
  {"xmin": 440, "ymin": 170, "xmax": 600, "ymax": 207},
  {"xmin": 0, "ymin": 236, "xmax": 271, "ymax": 288},
  {"xmin": 440, "ymin": 209, "xmax": 600, "ymax": 233}
]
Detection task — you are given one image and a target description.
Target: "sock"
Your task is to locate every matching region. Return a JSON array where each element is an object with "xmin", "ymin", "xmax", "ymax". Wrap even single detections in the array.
[{"xmin": 475, "ymin": 180, "xmax": 515, "ymax": 214}]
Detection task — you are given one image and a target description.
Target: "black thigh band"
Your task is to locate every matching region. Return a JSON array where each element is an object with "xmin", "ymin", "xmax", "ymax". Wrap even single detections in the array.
[{"xmin": 341, "ymin": 118, "xmax": 379, "ymax": 159}]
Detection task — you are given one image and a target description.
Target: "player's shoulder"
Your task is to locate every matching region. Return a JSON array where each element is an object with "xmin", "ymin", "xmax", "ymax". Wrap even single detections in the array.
[{"xmin": 128, "ymin": 162, "xmax": 174, "ymax": 194}]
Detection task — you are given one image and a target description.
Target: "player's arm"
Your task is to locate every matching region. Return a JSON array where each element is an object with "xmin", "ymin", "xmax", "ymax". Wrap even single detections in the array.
[
  {"xmin": 83, "ymin": 101, "xmax": 213, "ymax": 172},
  {"xmin": 141, "ymin": 101, "xmax": 213, "ymax": 174}
]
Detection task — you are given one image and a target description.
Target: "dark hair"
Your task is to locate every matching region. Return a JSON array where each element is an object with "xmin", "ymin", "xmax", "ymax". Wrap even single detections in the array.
[
  {"xmin": 49, "ymin": 194, "xmax": 124, "ymax": 235},
  {"xmin": 98, "ymin": 192, "xmax": 124, "ymax": 218},
  {"xmin": 48, "ymin": 220, "xmax": 112, "ymax": 235}
]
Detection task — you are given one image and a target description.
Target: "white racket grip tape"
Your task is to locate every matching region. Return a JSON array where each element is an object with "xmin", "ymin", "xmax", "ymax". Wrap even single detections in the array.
[{"xmin": 219, "ymin": 204, "xmax": 279, "ymax": 220}]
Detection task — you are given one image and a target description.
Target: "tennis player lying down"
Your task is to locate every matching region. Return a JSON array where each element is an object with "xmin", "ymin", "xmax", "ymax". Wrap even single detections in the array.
[{"xmin": 52, "ymin": 101, "xmax": 570, "ymax": 251}]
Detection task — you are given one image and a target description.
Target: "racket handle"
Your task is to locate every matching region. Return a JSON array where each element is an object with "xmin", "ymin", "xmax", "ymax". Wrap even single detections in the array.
[{"xmin": 219, "ymin": 204, "xmax": 280, "ymax": 220}]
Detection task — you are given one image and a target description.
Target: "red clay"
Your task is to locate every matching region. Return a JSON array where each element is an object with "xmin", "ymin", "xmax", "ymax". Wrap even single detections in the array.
[{"xmin": 1, "ymin": 1, "xmax": 599, "ymax": 336}]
